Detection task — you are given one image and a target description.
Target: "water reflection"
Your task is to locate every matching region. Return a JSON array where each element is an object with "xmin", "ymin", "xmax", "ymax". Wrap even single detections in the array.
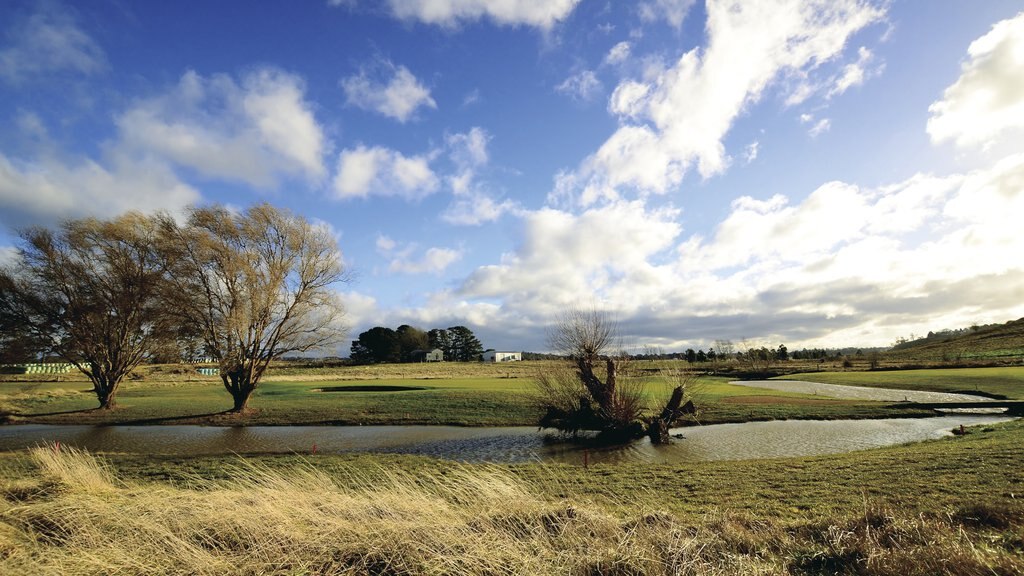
[{"xmin": 0, "ymin": 415, "xmax": 1012, "ymax": 464}]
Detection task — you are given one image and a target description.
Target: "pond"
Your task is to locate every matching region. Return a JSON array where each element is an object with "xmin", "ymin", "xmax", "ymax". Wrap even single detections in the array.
[
  {"xmin": 730, "ymin": 380, "xmax": 991, "ymax": 403},
  {"xmin": 0, "ymin": 415, "xmax": 1012, "ymax": 465}
]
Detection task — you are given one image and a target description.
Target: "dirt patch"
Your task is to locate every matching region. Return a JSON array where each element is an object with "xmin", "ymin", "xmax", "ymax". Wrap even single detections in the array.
[{"xmin": 722, "ymin": 395, "xmax": 850, "ymax": 405}]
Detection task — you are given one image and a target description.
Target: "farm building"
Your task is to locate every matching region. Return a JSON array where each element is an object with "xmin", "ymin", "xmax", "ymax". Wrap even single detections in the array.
[
  {"xmin": 481, "ymin": 350, "xmax": 522, "ymax": 363},
  {"xmin": 411, "ymin": 348, "xmax": 444, "ymax": 362}
]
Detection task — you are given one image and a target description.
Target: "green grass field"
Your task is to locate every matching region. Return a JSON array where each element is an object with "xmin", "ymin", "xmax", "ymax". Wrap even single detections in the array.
[
  {"xmin": 0, "ymin": 362, "xmax": 960, "ymax": 426},
  {"xmin": 2, "ymin": 363, "xmax": 1023, "ymax": 574}
]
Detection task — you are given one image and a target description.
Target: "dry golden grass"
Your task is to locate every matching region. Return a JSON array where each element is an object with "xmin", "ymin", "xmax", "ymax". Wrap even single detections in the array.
[{"xmin": 1, "ymin": 446, "xmax": 1021, "ymax": 575}]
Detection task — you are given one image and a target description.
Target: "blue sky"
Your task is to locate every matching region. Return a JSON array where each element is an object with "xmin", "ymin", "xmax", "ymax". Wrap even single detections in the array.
[{"xmin": 2, "ymin": 0, "xmax": 1023, "ymax": 354}]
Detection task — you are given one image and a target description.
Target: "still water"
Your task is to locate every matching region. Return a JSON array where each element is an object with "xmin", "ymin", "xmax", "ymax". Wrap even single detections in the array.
[
  {"xmin": 731, "ymin": 380, "xmax": 991, "ymax": 403},
  {"xmin": 0, "ymin": 415, "xmax": 1011, "ymax": 465}
]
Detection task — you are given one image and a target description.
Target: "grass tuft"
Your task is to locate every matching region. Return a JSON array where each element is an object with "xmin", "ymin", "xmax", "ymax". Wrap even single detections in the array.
[{"xmin": 1, "ymin": 445, "xmax": 1022, "ymax": 575}]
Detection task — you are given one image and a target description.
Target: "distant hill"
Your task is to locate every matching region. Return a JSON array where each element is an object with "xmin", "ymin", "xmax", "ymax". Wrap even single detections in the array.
[{"xmin": 887, "ymin": 318, "xmax": 1024, "ymax": 363}]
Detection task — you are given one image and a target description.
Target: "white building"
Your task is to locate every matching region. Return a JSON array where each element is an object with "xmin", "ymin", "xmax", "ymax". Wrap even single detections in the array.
[{"xmin": 482, "ymin": 350, "xmax": 522, "ymax": 363}]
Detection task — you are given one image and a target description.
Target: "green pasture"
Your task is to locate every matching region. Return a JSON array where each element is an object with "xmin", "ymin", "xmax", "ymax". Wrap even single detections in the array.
[{"xmin": 0, "ymin": 364, "xmax": 949, "ymax": 426}]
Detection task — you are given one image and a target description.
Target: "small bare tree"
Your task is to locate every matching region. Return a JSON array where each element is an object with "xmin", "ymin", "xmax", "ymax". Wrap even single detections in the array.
[
  {"xmin": 159, "ymin": 204, "xmax": 350, "ymax": 412},
  {"xmin": 0, "ymin": 213, "xmax": 169, "ymax": 409},
  {"xmin": 536, "ymin": 308, "xmax": 693, "ymax": 443}
]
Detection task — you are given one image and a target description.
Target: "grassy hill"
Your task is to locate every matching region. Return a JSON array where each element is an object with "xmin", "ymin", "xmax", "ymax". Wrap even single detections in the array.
[{"xmin": 887, "ymin": 317, "xmax": 1024, "ymax": 363}]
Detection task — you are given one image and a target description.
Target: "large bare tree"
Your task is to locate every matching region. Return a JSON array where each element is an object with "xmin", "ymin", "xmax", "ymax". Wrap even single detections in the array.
[
  {"xmin": 536, "ymin": 308, "xmax": 694, "ymax": 443},
  {"xmin": 0, "ymin": 213, "xmax": 168, "ymax": 409},
  {"xmin": 160, "ymin": 204, "xmax": 349, "ymax": 412}
]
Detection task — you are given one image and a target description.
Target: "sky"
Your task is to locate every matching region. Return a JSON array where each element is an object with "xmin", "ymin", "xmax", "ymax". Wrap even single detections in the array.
[{"xmin": 1, "ymin": 0, "xmax": 1023, "ymax": 355}]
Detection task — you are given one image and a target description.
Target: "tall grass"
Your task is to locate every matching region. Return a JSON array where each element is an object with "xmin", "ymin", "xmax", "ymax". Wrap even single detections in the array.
[{"xmin": 1, "ymin": 446, "xmax": 1021, "ymax": 575}]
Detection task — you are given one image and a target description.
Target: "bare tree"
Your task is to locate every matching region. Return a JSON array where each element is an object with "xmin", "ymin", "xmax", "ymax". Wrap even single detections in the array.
[
  {"xmin": 160, "ymin": 204, "xmax": 349, "ymax": 412},
  {"xmin": 536, "ymin": 308, "xmax": 693, "ymax": 444},
  {"xmin": 0, "ymin": 213, "xmax": 168, "ymax": 409}
]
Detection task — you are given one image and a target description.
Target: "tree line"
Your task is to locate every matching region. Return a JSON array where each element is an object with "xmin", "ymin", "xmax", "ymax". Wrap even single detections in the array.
[
  {"xmin": 0, "ymin": 204, "xmax": 349, "ymax": 412},
  {"xmin": 349, "ymin": 324, "xmax": 483, "ymax": 364}
]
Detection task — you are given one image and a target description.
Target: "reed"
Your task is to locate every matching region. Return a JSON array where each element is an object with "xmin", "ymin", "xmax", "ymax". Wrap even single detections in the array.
[{"xmin": 1, "ymin": 445, "xmax": 1020, "ymax": 575}]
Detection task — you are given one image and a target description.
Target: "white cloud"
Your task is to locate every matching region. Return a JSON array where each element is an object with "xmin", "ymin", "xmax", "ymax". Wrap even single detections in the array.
[
  {"xmin": 332, "ymin": 145, "xmax": 439, "ymax": 200},
  {"xmin": 376, "ymin": 235, "xmax": 463, "ymax": 275},
  {"xmin": 0, "ymin": 151, "xmax": 200, "ymax": 228},
  {"xmin": 638, "ymin": 0, "xmax": 697, "ymax": 29},
  {"xmin": 827, "ymin": 46, "xmax": 875, "ymax": 98},
  {"xmin": 472, "ymin": 156, "xmax": 1021, "ymax": 348},
  {"xmin": 604, "ymin": 41, "xmax": 631, "ymax": 66},
  {"xmin": 442, "ymin": 195, "xmax": 520, "ymax": 226},
  {"xmin": 0, "ymin": 2, "xmax": 106, "ymax": 83},
  {"xmin": 462, "ymin": 88, "xmax": 481, "ymax": 107},
  {"xmin": 341, "ymin": 62, "xmax": 436, "ymax": 122},
  {"xmin": 440, "ymin": 127, "xmax": 519, "ymax": 225},
  {"xmin": 808, "ymin": 117, "xmax": 831, "ymax": 137},
  {"xmin": 379, "ymin": 0, "xmax": 582, "ymax": 29},
  {"xmin": 927, "ymin": 12, "xmax": 1024, "ymax": 150},
  {"xmin": 446, "ymin": 127, "xmax": 490, "ymax": 169},
  {"xmin": 458, "ymin": 200, "xmax": 682, "ymax": 316},
  {"xmin": 558, "ymin": 0, "xmax": 885, "ymax": 205},
  {"xmin": 117, "ymin": 69, "xmax": 326, "ymax": 187},
  {"xmin": 743, "ymin": 141, "xmax": 759, "ymax": 163},
  {"xmin": 556, "ymin": 69, "xmax": 602, "ymax": 102}
]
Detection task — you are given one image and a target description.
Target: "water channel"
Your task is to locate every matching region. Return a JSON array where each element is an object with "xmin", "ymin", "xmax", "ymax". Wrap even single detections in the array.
[{"xmin": 0, "ymin": 381, "xmax": 1013, "ymax": 465}]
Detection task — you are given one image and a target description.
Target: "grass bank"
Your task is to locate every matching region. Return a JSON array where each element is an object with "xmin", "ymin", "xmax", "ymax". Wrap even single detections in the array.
[{"xmin": 2, "ymin": 419, "xmax": 1023, "ymax": 575}]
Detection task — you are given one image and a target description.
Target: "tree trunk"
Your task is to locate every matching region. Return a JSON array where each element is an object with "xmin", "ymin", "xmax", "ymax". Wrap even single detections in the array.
[
  {"xmin": 230, "ymin": 388, "xmax": 253, "ymax": 413},
  {"xmin": 222, "ymin": 368, "xmax": 255, "ymax": 413},
  {"xmin": 647, "ymin": 386, "xmax": 689, "ymax": 444},
  {"xmin": 92, "ymin": 376, "xmax": 119, "ymax": 410}
]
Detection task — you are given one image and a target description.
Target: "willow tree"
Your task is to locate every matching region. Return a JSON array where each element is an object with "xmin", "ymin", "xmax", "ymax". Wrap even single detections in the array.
[
  {"xmin": 0, "ymin": 213, "xmax": 168, "ymax": 409},
  {"xmin": 160, "ymin": 204, "xmax": 349, "ymax": 412},
  {"xmin": 536, "ymin": 308, "xmax": 693, "ymax": 443}
]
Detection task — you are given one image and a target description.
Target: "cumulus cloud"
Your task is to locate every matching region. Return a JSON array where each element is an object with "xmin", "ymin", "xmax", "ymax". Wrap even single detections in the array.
[
  {"xmin": 440, "ymin": 127, "xmax": 519, "ymax": 225},
  {"xmin": 0, "ymin": 2, "xmax": 106, "ymax": 83},
  {"xmin": 604, "ymin": 41, "xmax": 631, "ymax": 66},
  {"xmin": 555, "ymin": 69, "xmax": 602, "ymax": 102},
  {"xmin": 341, "ymin": 62, "xmax": 436, "ymax": 122},
  {"xmin": 927, "ymin": 12, "xmax": 1024, "ymax": 150},
  {"xmin": 375, "ymin": 0, "xmax": 582, "ymax": 29},
  {"xmin": 376, "ymin": 235, "xmax": 463, "ymax": 275},
  {"xmin": 332, "ymin": 145, "xmax": 439, "ymax": 200},
  {"xmin": 438, "ymin": 149, "xmax": 1024, "ymax": 351},
  {"xmin": 827, "ymin": 46, "xmax": 876, "ymax": 98},
  {"xmin": 117, "ymin": 69, "xmax": 326, "ymax": 187},
  {"xmin": 458, "ymin": 200, "xmax": 682, "ymax": 317},
  {"xmin": 0, "ymin": 151, "xmax": 200, "ymax": 228},
  {"xmin": 557, "ymin": 0, "xmax": 885, "ymax": 205},
  {"xmin": 638, "ymin": 0, "xmax": 697, "ymax": 29}
]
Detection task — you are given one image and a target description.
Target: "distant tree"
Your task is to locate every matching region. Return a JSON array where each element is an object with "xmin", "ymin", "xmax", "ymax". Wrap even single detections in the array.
[
  {"xmin": 743, "ymin": 346, "xmax": 777, "ymax": 373},
  {"xmin": 396, "ymin": 324, "xmax": 429, "ymax": 361},
  {"xmin": 685, "ymin": 348, "xmax": 696, "ymax": 363},
  {"xmin": 428, "ymin": 328, "xmax": 452, "ymax": 359},
  {"xmin": 696, "ymin": 349, "xmax": 707, "ymax": 362},
  {"xmin": 777, "ymin": 344, "xmax": 788, "ymax": 361},
  {"xmin": 159, "ymin": 204, "xmax": 349, "ymax": 412},
  {"xmin": 350, "ymin": 327, "xmax": 400, "ymax": 364},
  {"xmin": 446, "ymin": 325, "xmax": 483, "ymax": 362},
  {"xmin": 0, "ymin": 213, "xmax": 169, "ymax": 408}
]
